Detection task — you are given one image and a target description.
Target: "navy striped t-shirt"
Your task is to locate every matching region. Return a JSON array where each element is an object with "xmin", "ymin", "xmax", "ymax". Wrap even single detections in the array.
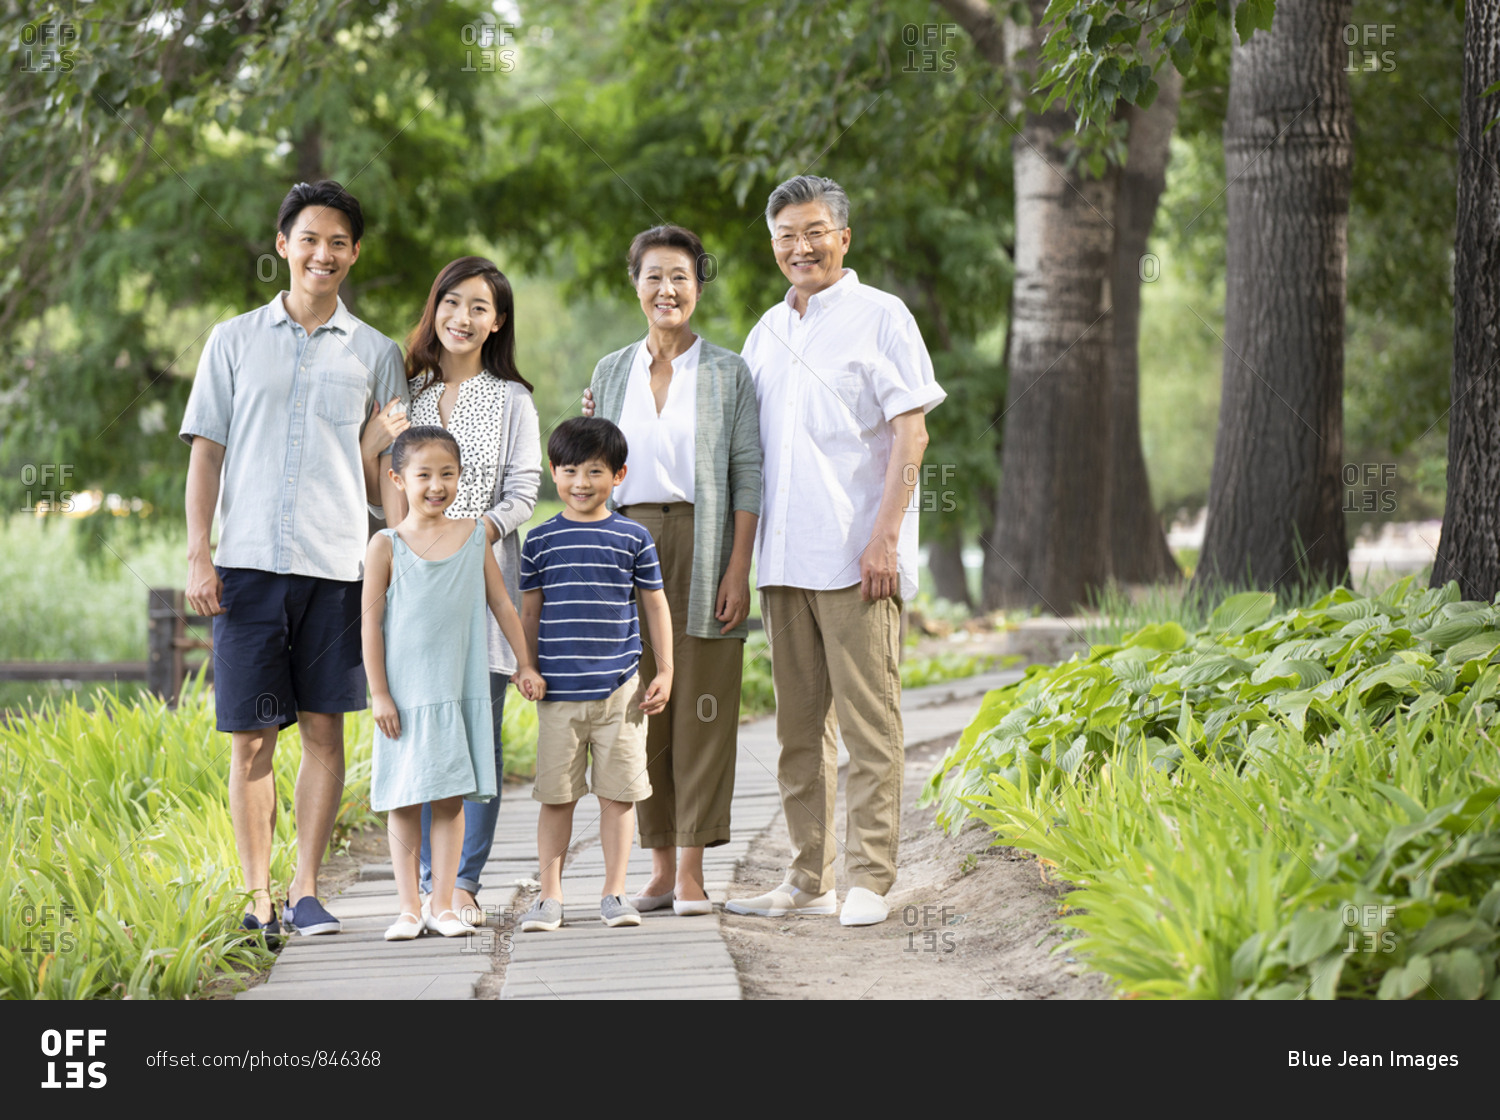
[{"xmin": 519, "ymin": 512, "xmax": 664, "ymax": 701}]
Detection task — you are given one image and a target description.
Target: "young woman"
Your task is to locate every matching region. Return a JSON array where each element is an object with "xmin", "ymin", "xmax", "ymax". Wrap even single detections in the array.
[{"xmin": 362, "ymin": 256, "xmax": 541, "ymax": 927}]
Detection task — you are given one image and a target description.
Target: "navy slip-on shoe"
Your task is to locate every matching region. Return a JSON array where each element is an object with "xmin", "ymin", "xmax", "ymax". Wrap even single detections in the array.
[
  {"xmin": 239, "ymin": 911, "xmax": 282, "ymax": 948},
  {"xmin": 283, "ymin": 896, "xmax": 341, "ymax": 936}
]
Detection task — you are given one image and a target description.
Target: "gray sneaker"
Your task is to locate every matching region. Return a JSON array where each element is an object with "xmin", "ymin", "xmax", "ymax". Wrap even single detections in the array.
[
  {"xmin": 600, "ymin": 894, "xmax": 641, "ymax": 927},
  {"xmin": 520, "ymin": 897, "xmax": 563, "ymax": 932}
]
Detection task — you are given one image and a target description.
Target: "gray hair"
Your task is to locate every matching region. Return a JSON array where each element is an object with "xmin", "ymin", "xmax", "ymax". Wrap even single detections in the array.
[{"xmin": 765, "ymin": 175, "xmax": 850, "ymax": 231}]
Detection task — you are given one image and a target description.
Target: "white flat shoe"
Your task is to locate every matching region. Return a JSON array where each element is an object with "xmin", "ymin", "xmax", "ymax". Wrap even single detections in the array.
[
  {"xmin": 725, "ymin": 883, "xmax": 837, "ymax": 917},
  {"xmin": 426, "ymin": 908, "xmax": 476, "ymax": 937},
  {"xmin": 629, "ymin": 890, "xmax": 675, "ymax": 913},
  {"xmin": 384, "ymin": 911, "xmax": 423, "ymax": 941},
  {"xmin": 673, "ymin": 898, "xmax": 713, "ymax": 916},
  {"xmin": 839, "ymin": 887, "xmax": 891, "ymax": 927}
]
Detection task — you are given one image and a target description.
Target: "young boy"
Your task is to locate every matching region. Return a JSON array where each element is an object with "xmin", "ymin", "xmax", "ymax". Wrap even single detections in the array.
[{"xmin": 517, "ymin": 418, "xmax": 673, "ymax": 930}]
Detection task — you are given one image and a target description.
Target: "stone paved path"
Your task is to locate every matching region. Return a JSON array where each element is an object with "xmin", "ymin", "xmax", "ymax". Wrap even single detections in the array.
[{"xmin": 239, "ymin": 670, "xmax": 1019, "ymax": 1001}]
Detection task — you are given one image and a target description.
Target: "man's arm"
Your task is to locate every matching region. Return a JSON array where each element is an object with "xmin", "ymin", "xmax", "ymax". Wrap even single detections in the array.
[
  {"xmin": 860, "ymin": 408, "xmax": 929, "ymax": 602},
  {"xmin": 185, "ymin": 437, "xmax": 226, "ymax": 616}
]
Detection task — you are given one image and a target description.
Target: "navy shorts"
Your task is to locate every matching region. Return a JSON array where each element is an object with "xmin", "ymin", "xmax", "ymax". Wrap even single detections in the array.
[{"xmin": 212, "ymin": 567, "xmax": 367, "ymax": 732}]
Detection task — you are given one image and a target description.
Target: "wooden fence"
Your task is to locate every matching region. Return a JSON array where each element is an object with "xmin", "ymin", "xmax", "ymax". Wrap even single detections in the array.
[{"xmin": 0, "ymin": 589, "xmax": 212, "ymax": 708}]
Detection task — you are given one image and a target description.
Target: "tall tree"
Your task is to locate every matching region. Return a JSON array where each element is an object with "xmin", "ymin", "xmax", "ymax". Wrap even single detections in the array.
[
  {"xmin": 985, "ymin": 0, "xmax": 1118, "ymax": 611},
  {"xmin": 1108, "ymin": 63, "xmax": 1183, "ymax": 583},
  {"xmin": 942, "ymin": 0, "xmax": 1181, "ymax": 609},
  {"xmin": 1192, "ymin": 0, "xmax": 1352, "ymax": 592},
  {"xmin": 1432, "ymin": 3, "xmax": 1500, "ymax": 599}
]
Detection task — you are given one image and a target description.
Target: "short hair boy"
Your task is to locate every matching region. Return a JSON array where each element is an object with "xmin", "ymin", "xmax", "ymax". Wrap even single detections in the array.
[{"xmin": 517, "ymin": 418, "xmax": 673, "ymax": 930}]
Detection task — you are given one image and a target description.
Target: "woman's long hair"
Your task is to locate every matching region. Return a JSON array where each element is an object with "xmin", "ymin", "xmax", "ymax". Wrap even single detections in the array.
[{"xmin": 404, "ymin": 256, "xmax": 533, "ymax": 394}]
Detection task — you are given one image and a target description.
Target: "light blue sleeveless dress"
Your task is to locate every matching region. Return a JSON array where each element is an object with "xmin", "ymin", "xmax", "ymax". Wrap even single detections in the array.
[{"xmin": 370, "ymin": 521, "xmax": 497, "ymax": 812}]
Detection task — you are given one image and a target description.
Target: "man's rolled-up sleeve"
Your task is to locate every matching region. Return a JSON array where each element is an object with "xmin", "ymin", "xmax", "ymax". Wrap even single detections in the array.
[{"xmin": 873, "ymin": 310, "xmax": 945, "ymax": 420}]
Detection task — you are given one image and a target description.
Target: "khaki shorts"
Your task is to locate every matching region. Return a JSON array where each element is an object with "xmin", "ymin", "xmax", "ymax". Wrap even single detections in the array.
[{"xmin": 533, "ymin": 673, "xmax": 652, "ymax": 805}]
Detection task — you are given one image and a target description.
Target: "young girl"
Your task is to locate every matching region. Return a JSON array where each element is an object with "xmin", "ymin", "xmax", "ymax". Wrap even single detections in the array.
[
  {"xmin": 360, "ymin": 256, "xmax": 541, "ymax": 927},
  {"xmin": 361, "ymin": 426, "xmax": 545, "ymax": 940}
]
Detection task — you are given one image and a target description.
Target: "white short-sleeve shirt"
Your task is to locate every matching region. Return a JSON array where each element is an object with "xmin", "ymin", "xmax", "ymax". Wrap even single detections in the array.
[
  {"xmin": 613, "ymin": 336, "xmax": 700, "ymax": 507},
  {"xmin": 741, "ymin": 270, "xmax": 944, "ymax": 600}
]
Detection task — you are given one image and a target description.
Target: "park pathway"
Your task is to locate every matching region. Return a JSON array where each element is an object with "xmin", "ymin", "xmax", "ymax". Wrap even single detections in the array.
[{"xmin": 238, "ymin": 669, "xmax": 1020, "ymax": 1001}]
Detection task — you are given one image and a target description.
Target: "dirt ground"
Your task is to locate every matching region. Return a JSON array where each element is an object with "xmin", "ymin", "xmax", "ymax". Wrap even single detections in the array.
[{"xmin": 720, "ymin": 732, "xmax": 1110, "ymax": 1000}]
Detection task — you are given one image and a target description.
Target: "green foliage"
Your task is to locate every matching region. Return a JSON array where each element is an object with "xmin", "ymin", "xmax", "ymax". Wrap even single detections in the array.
[
  {"xmin": 1033, "ymin": 0, "xmax": 1261, "ymax": 133},
  {"xmin": 1, "ymin": 0, "xmax": 504, "ymax": 528},
  {"xmin": 0, "ymin": 684, "xmax": 363, "ymax": 998},
  {"xmin": 926, "ymin": 577, "xmax": 1500, "ymax": 997}
]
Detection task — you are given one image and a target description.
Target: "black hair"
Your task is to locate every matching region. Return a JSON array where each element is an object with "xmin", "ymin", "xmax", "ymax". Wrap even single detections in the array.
[
  {"xmin": 391, "ymin": 425, "xmax": 462, "ymax": 474},
  {"xmin": 547, "ymin": 417, "xmax": 628, "ymax": 473},
  {"xmin": 277, "ymin": 180, "xmax": 365, "ymax": 244}
]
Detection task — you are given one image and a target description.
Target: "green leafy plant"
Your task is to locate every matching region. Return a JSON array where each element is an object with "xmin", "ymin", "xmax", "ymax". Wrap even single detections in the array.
[{"xmin": 926, "ymin": 579, "xmax": 1500, "ymax": 999}]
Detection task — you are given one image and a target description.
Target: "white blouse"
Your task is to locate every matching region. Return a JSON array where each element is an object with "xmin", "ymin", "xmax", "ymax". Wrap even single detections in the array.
[
  {"xmin": 408, "ymin": 371, "xmax": 510, "ymax": 519},
  {"xmin": 614, "ymin": 337, "xmax": 699, "ymax": 506}
]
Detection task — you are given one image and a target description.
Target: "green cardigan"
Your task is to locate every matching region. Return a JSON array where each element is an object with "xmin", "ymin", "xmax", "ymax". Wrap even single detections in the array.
[{"xmin": 591, "ymin": 338, "xmax": 763, "ymax": 641}]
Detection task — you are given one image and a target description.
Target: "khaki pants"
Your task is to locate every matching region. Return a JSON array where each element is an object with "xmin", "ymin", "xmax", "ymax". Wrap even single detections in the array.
[
  {"xmin": 625, "ymin": 503, "xmax": 744, "ymax": 849},
  {"xmin": 760, "ymin": 584, "xmax": 902, "ymax": 895}
]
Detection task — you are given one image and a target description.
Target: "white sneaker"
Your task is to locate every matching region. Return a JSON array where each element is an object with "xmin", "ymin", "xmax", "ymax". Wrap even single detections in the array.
[
  {"xmin": 724, "ymin": 882, "xmax": 837, "ymax": 917},
  {"xmin": 839, "ymin": 887, "xmax": 891, "ymax": 927}
]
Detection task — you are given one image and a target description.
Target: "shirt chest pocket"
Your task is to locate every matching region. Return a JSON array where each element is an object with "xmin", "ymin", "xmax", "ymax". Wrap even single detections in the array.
[
  {"xmin": 804, "ymin": 367, "xmax": 880, "ymax": 438},
  {"xmin": 313, "ymin": 371, "xmax": 369, "ymax": 426}
]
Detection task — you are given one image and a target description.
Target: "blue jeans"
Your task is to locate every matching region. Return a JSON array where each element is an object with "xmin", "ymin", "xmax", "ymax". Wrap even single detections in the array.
[{"xmin": 420, "ymin": 673, "xmax": 506, "ymax": 895}]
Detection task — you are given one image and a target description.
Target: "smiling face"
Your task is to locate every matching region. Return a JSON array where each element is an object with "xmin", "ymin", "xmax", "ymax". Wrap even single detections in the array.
[
  {"xmin": 435, "ymin": 274, "xmax": 504, "ymax": 359},
  {"xmin": 770, "ymin": 200, "xmax": 850, "ymax": 304},
  {"xmin": 276, "ymin": 205, "xmax": 359, "ymax": 303},
  {"xmin": 392, "ymin": 441, "xmax": 462, "ymax": 518},
  {"xmin": 551, "ymin": 456, "xmax": 627, "ymax": 521},
  {"xmin": 635, "ymin": 246, "xmax": 699, "ymax": 333}
]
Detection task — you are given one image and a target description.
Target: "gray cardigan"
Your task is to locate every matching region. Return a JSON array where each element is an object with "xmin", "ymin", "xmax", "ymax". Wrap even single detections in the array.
[{"xmin": 590, "ymin": 339, "xmax": 762, "ymax": 640}]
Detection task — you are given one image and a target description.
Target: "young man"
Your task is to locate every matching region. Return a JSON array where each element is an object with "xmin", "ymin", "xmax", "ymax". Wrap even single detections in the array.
[
  {"xmin": 516, "ymin": 418, "xmax": 673, "ymax": 931},
  {"xmin": 727, "ymin": 175, "xmax": 945, "ymax": 926},
  {"xmin": 180, "ymin": 180, "xmax": 409, "ymax": 939}
]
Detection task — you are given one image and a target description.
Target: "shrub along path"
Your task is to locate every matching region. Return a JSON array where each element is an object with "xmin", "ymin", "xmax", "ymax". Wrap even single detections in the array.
[{"xmin": 238, "ymin": 671, "xmax": 1020, "ymax": 1001}]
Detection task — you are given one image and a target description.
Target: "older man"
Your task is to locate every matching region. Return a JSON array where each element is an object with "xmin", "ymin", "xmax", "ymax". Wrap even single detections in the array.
[
  {"xmin": 181, "ymin": 180, "xmax": 408, "ymax": 941},
  {"xmin": 726, "ymin": 175, "xmax": 945, "ymax": 926}
]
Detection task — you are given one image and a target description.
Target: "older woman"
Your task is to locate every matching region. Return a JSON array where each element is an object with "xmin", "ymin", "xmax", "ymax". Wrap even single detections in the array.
[{"xmin": 588, "ymin": 225, "xmax": 761, "ymax": 915}]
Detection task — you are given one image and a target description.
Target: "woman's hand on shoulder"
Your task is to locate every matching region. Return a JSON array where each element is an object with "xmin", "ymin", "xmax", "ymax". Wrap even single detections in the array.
[{"xmin": 581, "ymin": 387, "xmax": 595, "ymax": 418}]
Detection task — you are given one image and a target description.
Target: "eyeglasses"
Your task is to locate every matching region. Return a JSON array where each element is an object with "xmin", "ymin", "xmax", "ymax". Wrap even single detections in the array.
[{"xmin": 771, "ymin": 227, "xmax": 846, "ymax": 251}]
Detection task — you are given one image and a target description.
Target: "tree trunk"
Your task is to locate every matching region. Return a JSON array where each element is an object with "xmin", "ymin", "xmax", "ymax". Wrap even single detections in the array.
[
  {"xmin": 928, "ymin": 528, "xmax": 973, "ymax": 609},
  {"xmin": 1432, "ymin": 5, "xmax": 1500, "ymax": 601},
  {"xmin": 1109, "ymin": 65, "xmax": 1183, "ymax": 585},
  {"xmin": 1192, "ymin": 0, "xmax": 1352, "ymax": 595},
  {"xmin": 987, "ymin": 0, "xmax": 1116, "ymax": 612}
]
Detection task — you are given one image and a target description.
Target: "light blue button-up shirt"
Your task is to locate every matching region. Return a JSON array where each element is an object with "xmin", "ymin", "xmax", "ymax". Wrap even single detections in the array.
[{"xmin": 179, "ymin": 292, "xmax": 409, "ymax": 582}]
